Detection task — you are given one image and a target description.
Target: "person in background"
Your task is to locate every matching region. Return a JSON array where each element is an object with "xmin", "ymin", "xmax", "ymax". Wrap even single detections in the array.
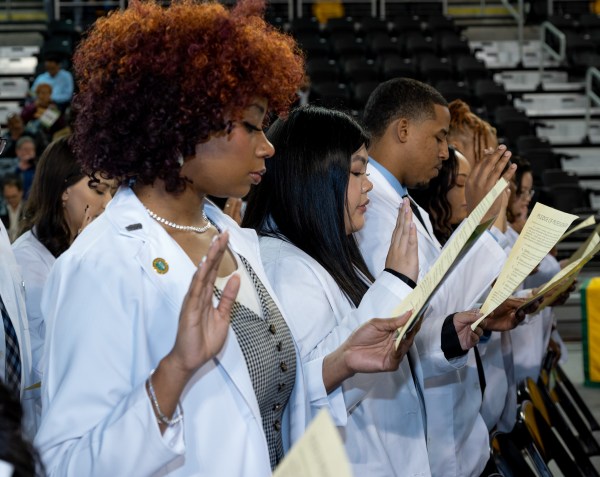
[
  {"xmin": 30, "ymin": 55, "xmax": 74, "ymax": 108},
  {"xmin": 12, "ymin": 136, "xmax": 113, "ymax": 434},
  {"xmin": 411, "ymin": 146, "xmax": 471, "ymax": 246},
  {"xmin": 447, "ymin": 99, "xmax": 498, "ymax": 167},
  {"xmin": 1, "ymin": 176, "xmax": 25, "ymax": 242},
  {"xmin": 21, "ymin": 83, "xmax": 67, "ymax": 143},
  {"xmin": 14, "ymin": 137, "xmax": 37, "ymax": 199},
  {"xmin": 1, "ymin": 114, "xmax": 45, "ymax": 161}
]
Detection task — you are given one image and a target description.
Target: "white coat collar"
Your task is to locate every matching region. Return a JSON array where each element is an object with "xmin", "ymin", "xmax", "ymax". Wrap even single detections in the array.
[{"xmin": 367, "ymin": 165, "xmax": 441, "ymax": 250}]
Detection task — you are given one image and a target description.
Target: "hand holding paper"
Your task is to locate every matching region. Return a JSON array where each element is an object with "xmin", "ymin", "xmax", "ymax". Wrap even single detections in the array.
[
  {"xmin": 392, "ymin": 179, "xmax": 509, "ymax": 347},
  {"xmin": 471, "ymin": 203, "xmax": 578, "ymax": 330},
  {"xmin": 482, "ymin": 296, "xmax": 540, "ymax": 331}
]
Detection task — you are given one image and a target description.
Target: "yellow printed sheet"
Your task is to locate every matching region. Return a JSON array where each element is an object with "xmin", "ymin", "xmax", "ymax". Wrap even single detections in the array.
[
  {"xmin": 471, "ymin": 203, "xmax": 578, "ymax": 330},
  {"xmin": 392, "ymin": 178, "xmax": 509, "ymax": 347},
  {"xmin": 273, "ymin": 409, "xmax": 352, "ymax": 477},
  {"xmin": 558, "ymin": 215, "xmax": 596, "ymax": 243}
]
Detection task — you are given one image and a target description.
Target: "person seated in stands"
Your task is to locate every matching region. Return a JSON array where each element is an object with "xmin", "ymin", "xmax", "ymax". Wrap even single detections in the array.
[
  {"xmin": 0, "ymin": 114, "xmax": 45, "ymax": 160},
  {"xmin": 0, "ymin": 176, "xmax": 25, "ymax": 243},
  {"xmin": 21, "ymin": 83, "xmax": 68, "ymax": 143},
  {"xmin": 14, "ymin": 137, "xmax": 37, "ymax": 199},
  {"xmin": 30, "ymin": 54, "xmax": 74, "ymax": 109}
]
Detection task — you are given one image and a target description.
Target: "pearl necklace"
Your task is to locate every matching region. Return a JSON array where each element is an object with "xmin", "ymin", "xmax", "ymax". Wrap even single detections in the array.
[{"xmin": 146, "ymin": 208, "xmax": 212, "ymax": 233}]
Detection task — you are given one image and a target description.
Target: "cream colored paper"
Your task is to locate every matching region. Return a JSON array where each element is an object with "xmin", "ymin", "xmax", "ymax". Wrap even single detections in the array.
[
  {"xmin": 393, "ymin": 178, "xmax": 509, "ymax": 347},
  {"xmin": 273, "ymin": 409, "xmax": 352, "ymax": 477},
  {"xmin": 516, "ymin": 232, "xmax": 600, "ymax": 313},
  {"xmin": 471, "ymin": 203, "xmax": 577, "ymax": 330},
  {"xmin": 564, "ymin": 224, "xmax": 600, "ymax": 267},
  {"xmin": 559, "ymin": 215, "xmax": 596, "ymax": 242}
]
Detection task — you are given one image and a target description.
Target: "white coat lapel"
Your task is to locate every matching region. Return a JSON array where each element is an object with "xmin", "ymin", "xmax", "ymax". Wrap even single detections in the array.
[
  {"xmin": 109, "ymin": 189, "xmax": 263, "ymax": 424},
  {"xmin": 408, "ymin": 197, "xmax": 442, "ymax": 251}
]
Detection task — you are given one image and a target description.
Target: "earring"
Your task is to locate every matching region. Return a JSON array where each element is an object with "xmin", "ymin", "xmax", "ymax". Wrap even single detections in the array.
[{"xmin": 177, "ymin": 152, "xmax": 184, "ymax": 167}]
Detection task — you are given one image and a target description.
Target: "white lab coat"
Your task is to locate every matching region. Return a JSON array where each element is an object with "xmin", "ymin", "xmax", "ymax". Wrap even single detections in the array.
[
  {"xmin": 12, "ymin": 229, "xmax": 55, "ymax": 427},
  {"xmin": 259, "ymin": 235, "xmax": 430, "ymax": 477},
  {"xmin": 35, "ymin": 187, "xmax": 320, "ymax": 477},
  {"xmin": 0, "ymin": 222, "xmax": 37, "ymax": 439},
  {"xmin": 356, "ymin": 164, "xmax": 507, "ymax": 477}
]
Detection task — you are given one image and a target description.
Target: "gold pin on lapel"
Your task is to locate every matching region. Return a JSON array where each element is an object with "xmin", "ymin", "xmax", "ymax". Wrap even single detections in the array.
[{"xmin": 152, "ymin": 258, "xmax": 169, "ymax": 274}]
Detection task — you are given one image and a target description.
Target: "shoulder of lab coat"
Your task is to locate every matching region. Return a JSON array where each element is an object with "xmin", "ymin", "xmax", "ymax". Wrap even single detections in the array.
[
  {"xmin": 12, "ymin": 231, "xmax": 55, "ymax": 374},
  {"xmin": 259, "ymin": 235, "xmax": 411, "ymax": 425},
  {"xmin": 36, "ymin": 188, "xmax": 307, "ymax": 477}
]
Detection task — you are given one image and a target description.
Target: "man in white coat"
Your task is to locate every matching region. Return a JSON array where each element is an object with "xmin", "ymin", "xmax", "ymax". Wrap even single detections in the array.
[
  {"xmin": 0, "ymin": 219, "xmax": 37, "ymax": 440},
  {"xmin": 356, "ymin": 78, "xmax": 518, "ymax": 477}
]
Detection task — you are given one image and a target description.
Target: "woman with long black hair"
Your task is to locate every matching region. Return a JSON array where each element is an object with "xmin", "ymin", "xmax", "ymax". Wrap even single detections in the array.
[{"xmin": 243, "ymin": 105, "xmax": 432, "ymax": 477}]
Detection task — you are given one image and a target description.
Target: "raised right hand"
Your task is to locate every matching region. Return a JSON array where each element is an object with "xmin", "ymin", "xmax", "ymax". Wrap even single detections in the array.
[
  {"xmin": 465, "ymin": 145, "xmax": 516, "ymax": 222},
  {"xmin": 167, "ymin": 232, "xmax": 240, "ymax": 377},
  {"xmin": 385, "ymin": 197, "xmax": 418, "ymax": 283}
]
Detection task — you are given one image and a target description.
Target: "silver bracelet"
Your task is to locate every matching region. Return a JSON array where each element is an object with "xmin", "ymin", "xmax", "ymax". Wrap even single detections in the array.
[{"xmin": 147, "ymin": 368, "xmax": 184, "ymax": 426}]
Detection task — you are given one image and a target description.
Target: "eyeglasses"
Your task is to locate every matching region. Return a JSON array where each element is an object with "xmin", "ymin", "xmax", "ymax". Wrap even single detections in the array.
[
  {"xmin": 0, "ymin": 138, "xmax": 7, "ymax": 156},
  {"xmin": 518, "ymin": 189, "xmax": 535, "ymax": 198}
]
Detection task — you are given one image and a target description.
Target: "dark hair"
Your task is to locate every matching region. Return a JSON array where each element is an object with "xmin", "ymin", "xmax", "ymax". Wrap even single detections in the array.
[
  {"xmin": 20, "ymin": 136, "xmax": 85, "ymax": 257},
  {"xmin": 410, "ymin": 147, "xmax": 459, "ymax": 245},
  {"xmin": 72, "ymin": 0, "xmax": 304, "ymax": 193},
  {"xmin": 243, "ymin": 106, "xmax": 374, "ymax": 307},
  {"xmin": 2, "ymin": 175, "xmax": 23, "ymax": 191},
  {"xmin": 362, "ymin": 78, "xmax": 448, "ymax": 140},
  {"xmin": 507, "ymin": 155, "xmax": 532, "ymax": 223},
  {"xmin": 0, "ymin": 380, "xmax": 44, "ymax": 477}
]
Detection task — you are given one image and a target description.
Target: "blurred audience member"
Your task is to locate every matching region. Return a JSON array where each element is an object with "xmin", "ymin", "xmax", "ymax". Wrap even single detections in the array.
[
  {"xmin": 1, "ymin": 176, "xmax": 24, "ymax": 242},
  {"xmin": 21, "ymin": 84, "xmax": 67, "ymax": 143},
  {"xmin": 30, "ymin": 55, "xmax": 74, "ymax": 108},
  {"xmin": 1, "ymin": 115, "xmax": 45, "ymax": 160},
  {"xmin": 14, "ymin": 138, "xmax": 36, "ymax": 199}
]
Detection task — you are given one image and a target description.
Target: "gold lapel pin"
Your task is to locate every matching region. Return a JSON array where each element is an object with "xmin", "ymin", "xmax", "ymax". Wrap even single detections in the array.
[{"xmin": 152, "ymin": 257, "xmax": 169, "ymax": 274}]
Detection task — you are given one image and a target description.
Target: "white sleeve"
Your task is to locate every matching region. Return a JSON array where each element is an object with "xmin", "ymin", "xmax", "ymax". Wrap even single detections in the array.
[
  {"xmin": 264, "ymin": 255, "xmax": 411, "ymax": 426},
  {"xmin": 35, "ymin": 253, "xmax": 184, "ymax": 477}
]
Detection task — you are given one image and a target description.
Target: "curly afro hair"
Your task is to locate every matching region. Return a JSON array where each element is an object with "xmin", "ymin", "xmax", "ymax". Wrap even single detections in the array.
[{"xmin": 72, "ymin": 0, "xmax": 305, "ymax": 192}]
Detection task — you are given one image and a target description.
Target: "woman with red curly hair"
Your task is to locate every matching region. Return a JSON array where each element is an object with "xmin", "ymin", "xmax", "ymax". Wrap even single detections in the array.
[{"xmin": 35, "ymin": 1, "xmax": 410, "ymax": 475}]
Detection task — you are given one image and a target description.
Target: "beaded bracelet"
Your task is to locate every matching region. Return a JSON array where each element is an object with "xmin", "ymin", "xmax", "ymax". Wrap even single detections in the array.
[{"xmin": 147, "ymin": 368, "xmax": 184, "ymax": 426}]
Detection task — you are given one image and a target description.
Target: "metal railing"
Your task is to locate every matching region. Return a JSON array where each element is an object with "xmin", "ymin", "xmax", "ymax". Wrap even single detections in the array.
[
  {"xmin": 538, "ymin": 21, "xmax": 566, "ymax": 84},
  {"xmin": 499, "ymin": 0, "xmax": 525, "ymax": 65},
  {"xmin": 585, "ymin": 67, "xmax": 600, "ymax": 142}
]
